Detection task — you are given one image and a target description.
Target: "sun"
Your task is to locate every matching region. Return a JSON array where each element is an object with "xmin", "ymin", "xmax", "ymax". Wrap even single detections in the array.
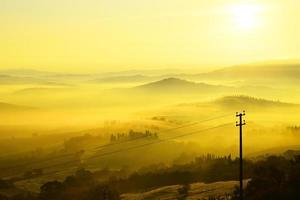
[{"xmin": 230, "ymin": 4, "xmax": 261, "ymax": 30}]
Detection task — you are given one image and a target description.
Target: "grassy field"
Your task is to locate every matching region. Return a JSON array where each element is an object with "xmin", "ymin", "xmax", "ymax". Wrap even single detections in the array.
[{"xmin": 121, "ymin": 180, "xmax": 249, "ymax": 200}]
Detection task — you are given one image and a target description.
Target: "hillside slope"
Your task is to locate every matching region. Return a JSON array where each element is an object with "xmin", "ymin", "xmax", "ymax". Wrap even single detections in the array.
[
  {"xmin": 134, "ymin": 78, "xmax": 229, "ymax": 93},
  {"xmin": 192, "ymin": 63, "xmax": 300, "ymax": 80},
  {"xmin": 0, "ymin": 102, "xmax": 34, "ymax": 112},
  {"xmin": 121, "ymin": 180, "xmax": 246, "ymax": 200}
]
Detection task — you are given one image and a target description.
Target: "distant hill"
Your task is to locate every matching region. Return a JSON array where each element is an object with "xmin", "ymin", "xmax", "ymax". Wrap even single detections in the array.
[
  {"xmin": 214, "ymin": 95, "xmax": 296, "ymax": 108},
  {"xmin": 13, "ymin": 87, "xmax": 72, "ymax": 95},
  {"xmin": 211, "ymin": 95, "xmax": 299, "ymax": 112},
  {"xmin": 0, "ymin": 74, "xmax": 43, "ymax": 85},
  {"xmin": 97, "ymin": 62, "xmax": 300, "ymax": 89},
  {"xmin": 0, "ymin": 69, "xmax": 93, "ymax": 85},
  {"xmin": 248, "ymin": 147, "xmax": 300, "ymax": 159},
  {"xmin": 91, "ymin": 75, "xmax": 158, "ymax": 84},
  {"xmin": 97, "ymin": 68, "xmax": 202, "ymax": 77},
  {"xmin": 0, "ymin": 102, "xmax": 34, "ymax": 112},
  {"xmin": 2, "ymin": 61, "xmax": 299, "ymax": 85},
  {"xmin": 196, "ymin": 63, "xmax": 300, "ymax": 80},
  {"xmin": 136, "ymin": 78, "xmax": 197, "ymax": 89},
  {"xmin": 0, "ymin": 69, "xmax": 90, "ymax": 78},
  {"xmin": 0, "ymin": 74, "xmax": 77, "ymax": 86},
  {"xmin": 175, "ymin": 95, "xmax": 298, "ymax": 112},
  {"xmin": 0, "ymin": 69, "xmax": 59, "ymax": 77},
  {"xmin": 134, "ymin": 78, "xmax": 229, "ymax": 93}
]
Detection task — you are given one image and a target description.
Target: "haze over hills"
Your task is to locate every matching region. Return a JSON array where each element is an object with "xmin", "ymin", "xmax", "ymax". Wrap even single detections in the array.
[
  {"xmin": 0, "ymin": 69, "xmax": 90, "ymax": 77},
  {"xmin": 214, "ymin": 96, "xmax": 297, "ymax": 108},
  {"xmin": 1, "ymin": 0, "xmax": 300, "ymax": 197},
  {"xmin": 88, "ymin": 62, "xmax": 300, "ymax": 85},
  {"xmin": 0, "ymin": 74, "xmax": 44, "ymax": 85},
  {"xmin": 187, "ymin": 62, "xmax": 300, "ymax": 82},
  {"xmin": 0, "ymin": 69, "xmax": 93, "ymax": 85},
  {"xmin": 133, "ymin": 78, "xmax": 229, "ymax": 93},
  {"xmin": 0, "ymin": 61, "xmax": 300, "ymax": 87},
  {"xmin": 0, "ymin": 102, "xmax": 34, "ymax": 112},
  {"xmin": 123, "ymin": 77, "xmax": 290, "ymax": 103},
  {"xmin": 91, "ymin": 75, "xmax": 157, "ymax": 84},
  {"xmin": 13, "ymin": 87, "xmax": 74, "ymax": 95},
  {"xmin": 174, "ymin": 95, "xmax": 299, "ymax": 111},
  {"xmin": 148, "ymin": 95, "xmax": 300, "ymax": 126},
  {"xmin": 0, "ymin": 61, "xmax": 299, "ymax": 126}
]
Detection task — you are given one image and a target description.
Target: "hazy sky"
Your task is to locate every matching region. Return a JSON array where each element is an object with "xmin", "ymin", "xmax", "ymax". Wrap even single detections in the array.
[{"xmin": 0, "ymin": 0, "xmax": 299, "ymax": 72}]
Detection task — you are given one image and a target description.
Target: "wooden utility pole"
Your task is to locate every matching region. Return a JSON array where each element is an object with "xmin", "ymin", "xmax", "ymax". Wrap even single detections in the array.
[{"xmin": 236, "ymin": 111, "xmax": 246, "ymax": 200}]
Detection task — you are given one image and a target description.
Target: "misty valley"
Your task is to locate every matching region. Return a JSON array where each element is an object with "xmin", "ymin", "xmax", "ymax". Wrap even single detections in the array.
[{"xmin": 0, "ymin": 64, "xmax": 299, "ymax": 199}]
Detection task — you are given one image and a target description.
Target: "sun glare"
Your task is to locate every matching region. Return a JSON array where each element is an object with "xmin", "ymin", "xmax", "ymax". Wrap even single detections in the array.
[{"xmin": 231, "ymin": 4, "xmax": 262, "ymax": 30}]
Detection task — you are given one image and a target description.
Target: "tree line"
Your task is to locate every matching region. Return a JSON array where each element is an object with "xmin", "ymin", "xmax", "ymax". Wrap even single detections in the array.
[{"xmin": 0, "ymin": 152, "xmax": 299, "ymax": 200}]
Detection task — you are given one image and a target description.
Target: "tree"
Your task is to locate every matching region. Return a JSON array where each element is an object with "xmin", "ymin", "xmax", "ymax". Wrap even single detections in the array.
[
  {"xmin": 177, "ymin": 184, "xmax": 190, "ymax": 200},
  {"xmin": 40, "ymin": 181, "xmax": 64, "ymax": 200},
  {"xmin": 87, "ymin": 185, "xmax": 120, "ymax": 200}
]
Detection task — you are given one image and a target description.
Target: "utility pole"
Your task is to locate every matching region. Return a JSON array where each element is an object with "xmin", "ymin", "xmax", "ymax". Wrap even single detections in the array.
[{"xmin": 236, "ymin": 111, "xmax": 246, "ymax": 200}]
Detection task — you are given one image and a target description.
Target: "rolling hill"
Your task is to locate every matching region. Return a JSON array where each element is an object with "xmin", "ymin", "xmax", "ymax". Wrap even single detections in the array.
[
  {"xmin": 191, "ymin": 62, "xmax": 300, "ymax": 80},
  {"xmin": 213, "ymin": 95, "xmax": 296, "ymax": 109},
  {"xmin": 91, "ymin": 75, "xmax": 158, "ymax": 84},
  {"xmin": 153, "ymin": 95, "xmax": 300, "ymax": 123},
  {"xmin": 0, "ymin": 102, "xmax": 34, "ymax": 112},
  {"xmin": 121, "ymin": 180, "xmax": 242, "ymax": 200},
  {"xmin": 175, "ymin": 95, "xmax": 298, "ymax": 111},
  {"xmin": 0, "ymin": 74, "xmax": 43, "ymax": 85},
  {"xmin": 133, "ymin": 78, "xmax": 229, "ymax": 94},
  {"xmin": 13, "ymin": 87, "xmax": 73, "ymax": 95},
  {"xmin": 0, "ymin": 69, "xmax": 94, "ymax": 85}
]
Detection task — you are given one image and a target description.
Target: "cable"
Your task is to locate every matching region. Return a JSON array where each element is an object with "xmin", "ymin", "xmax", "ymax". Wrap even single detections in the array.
[
  {"xmin": 0, "ymin": 113, "xmax": 232, "ymax": 173},
  {"xmin": 0, "ymin": 122, "xmax": 199, "ymax": 172},
  {"xmin": 15, "ymin": 122, "xmax": 232, "ymax": 180},
  {"xmin": 88, "ymin": 122, "xmax": 232, "ymax": 161},
  {"xmin": 93, "ymin": 113, "xmax": 232, "ymax": 150}
]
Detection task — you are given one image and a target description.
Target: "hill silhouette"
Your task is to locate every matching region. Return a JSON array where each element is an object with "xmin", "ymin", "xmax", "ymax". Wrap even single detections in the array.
[
  {"xmin": 198, "ymin": 63, "xmax": 300, "ymax": 79},
  {"xmin": 134, "ymin": 78, "xmax": 228, "ymax": 93},
  {"xmin": 175, "ymin": 95, "xmax": 298, "ymax": 112},
  {"xmin": 91, "ymin": 75, "xmax": 157, "ymax": 84},
  {"xmin": 0, "ymin": 102, "xmax": 34, "ymax": 112},
  {"xmin": 214, "ymin": 95, "xmax": 295, "ymax": 108},
  {"xmin": 13, "ymin": 87, "xmax": 73, "ymax": 95}
]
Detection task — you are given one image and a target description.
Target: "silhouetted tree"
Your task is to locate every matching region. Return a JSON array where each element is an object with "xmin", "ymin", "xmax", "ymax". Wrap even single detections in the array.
[
  {"xmin": 86, "ymin": 185, "xmax": 120, "ymax": 200},
  {"xmin": 177, "ymin": 184, "xmax": 190, "ymax": 200},
  {"xmin": 39, "ymin": 181, "xmax": 64, "ymax": 200},
  {"xmin": 243, "ymin": 155, "xmax": 300, "ymax": 200}
]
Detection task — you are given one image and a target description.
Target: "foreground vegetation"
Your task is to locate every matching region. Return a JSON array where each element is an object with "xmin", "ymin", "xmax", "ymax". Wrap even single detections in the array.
[{"xmin": 0, "ymin": 151, "xmax": 299, "ymax": 200}]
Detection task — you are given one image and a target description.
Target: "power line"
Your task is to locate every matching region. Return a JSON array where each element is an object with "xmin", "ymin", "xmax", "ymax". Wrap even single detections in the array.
[
  {"xmin": 5, "ymin": 122, "xmax": 232, "ymax": 180},
  {"xmin": 0, "ymin": 122, "xmax": 199, "ymax": 172},
  {"xmin": 93, "ymin": 113, "xmax": 232, "ymax": 151},
  {"xmin": 87, "ymin": 122, "xmax": 232, "ymax": 161},
  {"xmin": 0, "ymin": 113, "xmax": 232, "ymax": 173}
]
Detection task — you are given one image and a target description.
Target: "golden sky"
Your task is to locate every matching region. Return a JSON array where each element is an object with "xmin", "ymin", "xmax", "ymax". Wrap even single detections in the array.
[{"xmin": 0, "ymin": 0, "xmax": 299, "ymax": 72}]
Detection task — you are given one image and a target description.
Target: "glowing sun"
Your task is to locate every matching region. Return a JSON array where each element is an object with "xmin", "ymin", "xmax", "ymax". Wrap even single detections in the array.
[{"xmin": 231, "ymin": 4, "xmax": 262, "ymax": 30}]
